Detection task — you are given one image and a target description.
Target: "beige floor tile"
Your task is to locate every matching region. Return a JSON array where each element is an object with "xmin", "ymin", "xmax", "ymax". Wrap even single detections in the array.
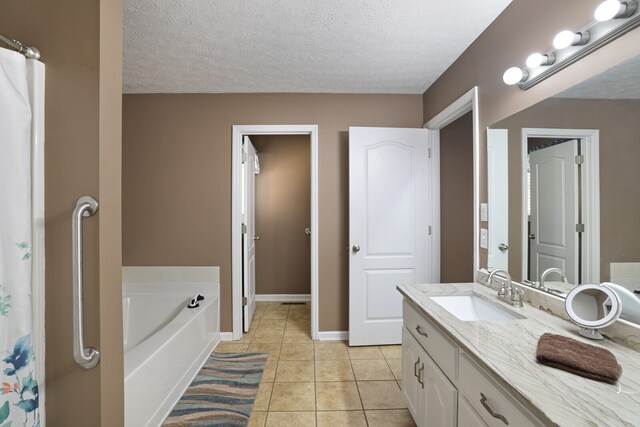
[
  {"xmin": 347, "ymin": 346, "xmax": 384, "ymax": 360},
  {"xmin": 357, "ymin": 381, "xmax": 406, "ymax": 409},
  {"xmin": 283, "ymin": 329, "xmax": 313, "ymax": 343},
  {"xmin": 265, "ymin": 411, "xmax": 316, "ymax": 427},
  {"xmin": 317, "ymin": 411, "xmax": 367, "ymax": 427},
  {"xmin": 248, "ymin": 411, "xmax": 268, "ymax": 427},
  {"xmin": 315, "ymin": 342, "xmax": 349, "ymax": 360},
  {"xmin": 253, "ymin": 311, "xmax": 264, "ymax": 321},
  {"xmin": 214, "ymin": 342, "xmax": 249, "ymax": 353},
  {"xmin": 288, "ymin": 309, "xmax": 311, "ymax": 319},
  {"xmin": 269, "ymin": 382, "xmax": 316, "ymax": 411},
  {"xmin": 261, "ymin": 360, "xmax": 278, "ymax": 382},
  {"xmin": 236, "ymin": 331, "xmax": 255, "ymax": 344},
  {"xmin": 288, "ymin": 302, "xmax": 310, "ymax": 310},
  {"xmin": 256, "ymin": 301, "xmax": 269, "ymax": 308},
  {"xmin": 253, "ymin": 382, "xmax": 273, "ymax": 411},
  {"xmin": 258, "ymin": 319, "xmax": 287, "ymax": 330},
  {"xmin": 247, "ymin": 343, "xmax": 281, "ymax": 360},
  {"xmin": 380, "ymin": 345, "xmax": 402, "ymax": 359},
  {"xmin": 275, "ymin": 360, "xmax": 315, "ymax": 382},
  {"xmin": 266, "ymin": 302, "xmax": 288, "ymax": 309},
  {"xmin": 387, "ymin": 358, "xmax": 402, "ymax": 380},
  {"xmin": 351, "ymin": 359, "xmax": 394, "ymax": 381},
  {"xmin": 316, "ymin": 382, "xmax": 362, "ymax": 410},
  {"xmin": 252, "ymin": 329, "xmax": 285, "ymax": 343},
  {"xmin": 286, "ymin": 318, "xmax": 311, "ymax": 331},
  {"xmin": 315, "ymin": 360, "xmax": 355, "ymax": 382},
  {"xmin": 365, "ymin": 409, "xmax": 417, "ymax": 427},
  {"xmin": 262, "ymin": 310, "xmax": 290, "ymax": 320},
  {"xmin": 280, "ymin": 343, "xmax": 314, "ymax": 360}
]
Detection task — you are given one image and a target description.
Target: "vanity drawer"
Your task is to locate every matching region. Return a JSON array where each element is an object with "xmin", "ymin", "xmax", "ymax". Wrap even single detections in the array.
[
  {"xmin": 403, "ymin": 299, "xmax": 457, "ymax": 379},
  {"xmin": 458, "ymin": 354, "xmax": 541, "ymax": 427}
]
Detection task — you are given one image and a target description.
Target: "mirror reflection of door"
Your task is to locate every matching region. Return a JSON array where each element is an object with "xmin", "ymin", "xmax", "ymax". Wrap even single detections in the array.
[
  {"xmin": 528, "ymin": 138, "xmax": 579, "ymax": 285},
  {"xmin": 487, "ymin": 129, "xmax": 509, "ymax": 271}
]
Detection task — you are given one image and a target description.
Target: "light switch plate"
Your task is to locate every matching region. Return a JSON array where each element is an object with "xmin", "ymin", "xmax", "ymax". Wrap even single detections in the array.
[
  {"xmin": 480, "ymin": 228, "xmax": 488, "ymax": 249},
  {"xmin": 480, "ymin": 203, "xmax": 488, "ymax": 222}
]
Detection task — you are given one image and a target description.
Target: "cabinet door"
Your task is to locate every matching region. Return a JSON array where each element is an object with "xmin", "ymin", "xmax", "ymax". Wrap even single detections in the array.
[
  {"xmin": 422, "ymin": 354, "xmax": 458, "ymax": 427},
  {"xmin": 402, "ymin": 327, "xmax": 423, "ymax": 421},
  {"xmin": 458, "ymin": 396, "xmax": 489, "ymax": 427}
]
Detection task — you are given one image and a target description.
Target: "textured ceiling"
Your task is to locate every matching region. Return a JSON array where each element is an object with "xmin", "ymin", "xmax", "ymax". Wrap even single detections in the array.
[
  {"xmin": 556, "ymin": 54, "xmax": 640, "ymax": 99},
  {"xmin": 124, "ymin": 0, "xmax": 512, "ymax": 94}
]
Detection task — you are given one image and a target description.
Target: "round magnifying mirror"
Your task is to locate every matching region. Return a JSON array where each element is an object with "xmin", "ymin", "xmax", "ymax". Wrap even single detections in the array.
[{"xmin": 564, "ymin": 283, "xmax": 622, "ymax": 340}]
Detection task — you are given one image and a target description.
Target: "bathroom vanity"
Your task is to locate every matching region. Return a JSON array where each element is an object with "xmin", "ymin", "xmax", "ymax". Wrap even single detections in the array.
[{"xmin": 398, "ymin": 282, "xmax": 640, "ymax": 427}]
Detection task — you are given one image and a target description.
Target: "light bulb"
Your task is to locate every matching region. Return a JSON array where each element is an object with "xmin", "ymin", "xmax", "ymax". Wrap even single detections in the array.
[
  {"xmin": 553, "ymin": 31, "xmax": 578, "ymax": 49},
  {"xmin": 526, "ymin": 53, "xmax": 546, "ymax": 68},
  {"xmin": 595, "ymin": 0, "xmax": 624, "ymax": 21},
  {"xmin": 503, "ymin": 67, "xmax": 526, "ymax": 85}
]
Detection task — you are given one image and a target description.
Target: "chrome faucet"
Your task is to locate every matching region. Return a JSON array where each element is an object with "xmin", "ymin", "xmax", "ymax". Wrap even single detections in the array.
[
  {"xmin": 488, "ymin": 268, "xmax": 512, "ymax": 298},
  {"xmin": 540, "ymin": 268, "xmax": 568, "ymax": 291},
  {"xmin": 488, "ymin": 269, "xmax": 524, "ymax": 308}
]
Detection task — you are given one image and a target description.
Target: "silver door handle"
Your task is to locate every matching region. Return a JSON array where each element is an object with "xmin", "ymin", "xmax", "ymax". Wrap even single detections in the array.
[
  {"xmin": 72, "ymin": 196, "xmax": 100, "ymax": 369},
  {"xmin": 352, "ymin": 245, "xmax": 360, "ymax": 253},
  {"xmin": 529, "ymin": 233, "xmax": 536, "ymax": 240},
  {"xmin": 304, "ymin": 228, "xmax": 311, "ymax": 235},
  {"xmin": 254, "ymin": 236, "xmax": 260, "ymax": 241},
  {"xmin": 498, "ymin": 243, "xmax": 509, "ymax": 252}
]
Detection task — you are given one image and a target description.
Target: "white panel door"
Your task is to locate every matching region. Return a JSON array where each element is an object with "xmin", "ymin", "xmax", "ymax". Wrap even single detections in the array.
[
  {"xmin": 487, "ymin": 129, "xmax": 509, "ymax": 271},
  {"xmin": 242, "ymin": 136, "xmax": 257, "ymax": 332},
  {"xmin": 422, "ymin": 353, "xmax": 458, "ymax": 427},
  {"xmin": 529, "ymin": 140, "xmax": 578, "ymax": 284},
  {"xmin": 349, "ymin": 127, "xmax": 430, "ymax": 346}
]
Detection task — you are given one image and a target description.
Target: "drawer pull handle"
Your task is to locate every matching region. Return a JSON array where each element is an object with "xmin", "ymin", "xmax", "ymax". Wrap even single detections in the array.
[
  {"xmin": 417, "ymin": 363, "xmax": 425, "ymax": 388},
  {"xmin": 480, "ymin": 393, "xmax": 509, "ymax": 425},
  {"xmin": 414, "ymin": 358, "xmax": 420, "ymax": 378},
  {"xmin": 415, "ymin": 325, "xmax": 428, "ymax": 337}
]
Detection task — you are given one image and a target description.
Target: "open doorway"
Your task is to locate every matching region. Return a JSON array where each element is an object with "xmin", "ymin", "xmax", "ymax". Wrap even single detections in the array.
[{"xmin": 232, "ymin": 125, "xmax": 319, "ymax": 341}]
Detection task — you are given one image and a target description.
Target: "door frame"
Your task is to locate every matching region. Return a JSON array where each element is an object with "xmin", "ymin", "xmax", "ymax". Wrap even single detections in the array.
[
  {"xmin": 231, "ymin": 125, "xmax": 319, "ymax": 340},
  {"xmin": 424, "ymin": 87, "xmax": 480, "ymax": 279},
  {"xmin": 521, "ymin": 128, "xmax": 600, "ymax": 284}
]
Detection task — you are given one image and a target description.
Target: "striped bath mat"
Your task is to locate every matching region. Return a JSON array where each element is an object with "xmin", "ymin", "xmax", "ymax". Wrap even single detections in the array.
[{"xmin": 163, "ymin": 352, "xmax": 267, "ymax": 426}]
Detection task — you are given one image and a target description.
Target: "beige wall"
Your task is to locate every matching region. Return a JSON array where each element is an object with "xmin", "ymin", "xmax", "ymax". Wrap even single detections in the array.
[
  {"xmin": 440, "ymin": 112, "xmax": 474, "ymax": 282},
  {"xmin": 252, "ymin": 135, "xmax": 311, "ymax": 295},
  {"xmin": 493, "ymin": 98, "xmax": 640, "ymax": 282},
  {"xmin": 422, "ymin": 0, "xmax": 640, "ymax": 269},
  {"xmin": 0, "ymin": 0, "xmax": 123, "ymax": 425},
  {"xmin": 122, "ymin": 93, "xmax": 423, "ymax": 331}
]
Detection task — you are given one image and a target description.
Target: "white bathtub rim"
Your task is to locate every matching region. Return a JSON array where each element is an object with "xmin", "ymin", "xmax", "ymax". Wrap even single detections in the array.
[
  {"xmin": 123, "ymin": 281, "xmax": 218, "ymax": 296},
  {"xmin": 124, "ymin": 295, "xmax": 217, "ymax": 380}
]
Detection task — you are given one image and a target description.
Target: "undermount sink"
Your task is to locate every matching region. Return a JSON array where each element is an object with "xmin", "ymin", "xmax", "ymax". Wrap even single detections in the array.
[{"xmin": 430, "ymin": 294, "xmax": 526, "ymax": 321}]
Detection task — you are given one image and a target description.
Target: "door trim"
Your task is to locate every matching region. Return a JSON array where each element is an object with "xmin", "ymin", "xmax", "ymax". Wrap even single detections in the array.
[
  {"xmin": 424, "ymin": 87, "xmax": 480, "ymax": 279},
  {"xmin": 521, "ymin": 128, "xmax": 600, "ymax": 283},
  {"xmin": 232, "ymin": 125, "xmax": 319, "ymax": 340}
]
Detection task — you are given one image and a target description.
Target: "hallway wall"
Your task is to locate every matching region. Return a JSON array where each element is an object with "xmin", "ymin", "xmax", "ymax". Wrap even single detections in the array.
[{"xmin": 252, "ymin": 135, "xmax": 311, "ymax": 296}]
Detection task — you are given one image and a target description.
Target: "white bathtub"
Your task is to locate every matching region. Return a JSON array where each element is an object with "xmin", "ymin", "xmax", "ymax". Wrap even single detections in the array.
[{"xmin": 123, "ymin": 267, "xmax": 220, "ymax": 427}]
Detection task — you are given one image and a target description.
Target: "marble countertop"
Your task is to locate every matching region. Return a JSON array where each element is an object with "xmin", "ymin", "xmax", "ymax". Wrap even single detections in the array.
[{"xmin": 397, "ymin": 282, "xmax": 640, "ymax": 427}]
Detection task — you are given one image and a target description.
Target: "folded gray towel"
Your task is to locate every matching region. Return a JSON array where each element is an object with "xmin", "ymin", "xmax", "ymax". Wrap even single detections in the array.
[{"xmin": 536, "ymin": 333, "xmax": 622, "ymax": 384}]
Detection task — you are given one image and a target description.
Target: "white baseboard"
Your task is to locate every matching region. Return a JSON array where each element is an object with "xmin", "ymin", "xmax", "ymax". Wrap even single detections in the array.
[
  {"xmin": 219, "ymin": 332, "xmax": 234, "ymax": 341},
  {"xmin": 317, "ymin": 331, "xmax": 349, "ymax": 341},
  {"xmin": 256, "ymin": 294, "xmax": 311, "ymax": 302}
]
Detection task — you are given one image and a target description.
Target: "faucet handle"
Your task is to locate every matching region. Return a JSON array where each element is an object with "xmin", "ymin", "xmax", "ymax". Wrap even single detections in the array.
[{"xmin": 511, "ymin": 288, "xmax": 525, "ymax": 307}]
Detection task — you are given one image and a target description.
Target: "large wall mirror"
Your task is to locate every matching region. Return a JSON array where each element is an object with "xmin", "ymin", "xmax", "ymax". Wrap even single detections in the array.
[{"xmin": 487, "ymin": 53, "xmax": 640, "ymax": 327}]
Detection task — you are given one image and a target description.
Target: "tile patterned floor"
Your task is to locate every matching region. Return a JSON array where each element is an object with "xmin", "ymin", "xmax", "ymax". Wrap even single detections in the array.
[{"xmin": 214, "ymin": 301, "xmax": 417, "ymax": 427}]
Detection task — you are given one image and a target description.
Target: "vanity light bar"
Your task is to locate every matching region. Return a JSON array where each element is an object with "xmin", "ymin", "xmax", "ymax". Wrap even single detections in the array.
[{"xmin": 503, "ymin": 0, "xmax": 640, "ymax": 90}]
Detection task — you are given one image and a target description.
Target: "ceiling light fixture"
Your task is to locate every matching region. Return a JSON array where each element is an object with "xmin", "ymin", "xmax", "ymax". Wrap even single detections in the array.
[
  {"xmin": 525, "ymin": 53, "xmax": 555, "ymax": 68},
  {"xmin": 594, "ymin": 0, "xmax": 638, "ymax": 21},
  {"xmin": 502, "ymin": 67, "xmax": 528, "ymax": 85},
  {"xmin": 553, "ymin": 30, "xmax": 590, "ymax": 49}
]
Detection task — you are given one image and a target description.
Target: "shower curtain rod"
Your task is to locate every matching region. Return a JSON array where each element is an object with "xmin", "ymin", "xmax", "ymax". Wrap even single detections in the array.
[{"xmin": 0, "ymin": 34, "xmax": 40, "ymax": 59}]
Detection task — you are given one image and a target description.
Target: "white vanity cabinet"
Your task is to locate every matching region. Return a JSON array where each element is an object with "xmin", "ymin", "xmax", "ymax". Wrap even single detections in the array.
[
  {"xmin": 402, "ymin": 328, "xmax": 458, "ymax": 426},
  {"xmin": 402, "ymin": 299, "xmax": 543, "ymax": 427}
]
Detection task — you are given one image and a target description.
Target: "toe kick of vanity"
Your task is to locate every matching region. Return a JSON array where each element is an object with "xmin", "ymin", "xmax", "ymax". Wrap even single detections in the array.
[{"xmin": 398, "ymin": 283, "xmax": 640, "ymax": 427}]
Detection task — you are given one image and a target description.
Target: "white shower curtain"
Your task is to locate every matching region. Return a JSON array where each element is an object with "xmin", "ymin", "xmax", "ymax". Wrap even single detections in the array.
[{"xmin": 0, "ymin": 47, "xmax": 40, "ymax": 427}]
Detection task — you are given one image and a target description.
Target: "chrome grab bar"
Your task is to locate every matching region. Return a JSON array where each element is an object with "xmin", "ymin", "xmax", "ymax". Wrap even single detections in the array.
[{"xmin": 72, "ymin": 196, "xmax": 100, "ymax": 369}]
